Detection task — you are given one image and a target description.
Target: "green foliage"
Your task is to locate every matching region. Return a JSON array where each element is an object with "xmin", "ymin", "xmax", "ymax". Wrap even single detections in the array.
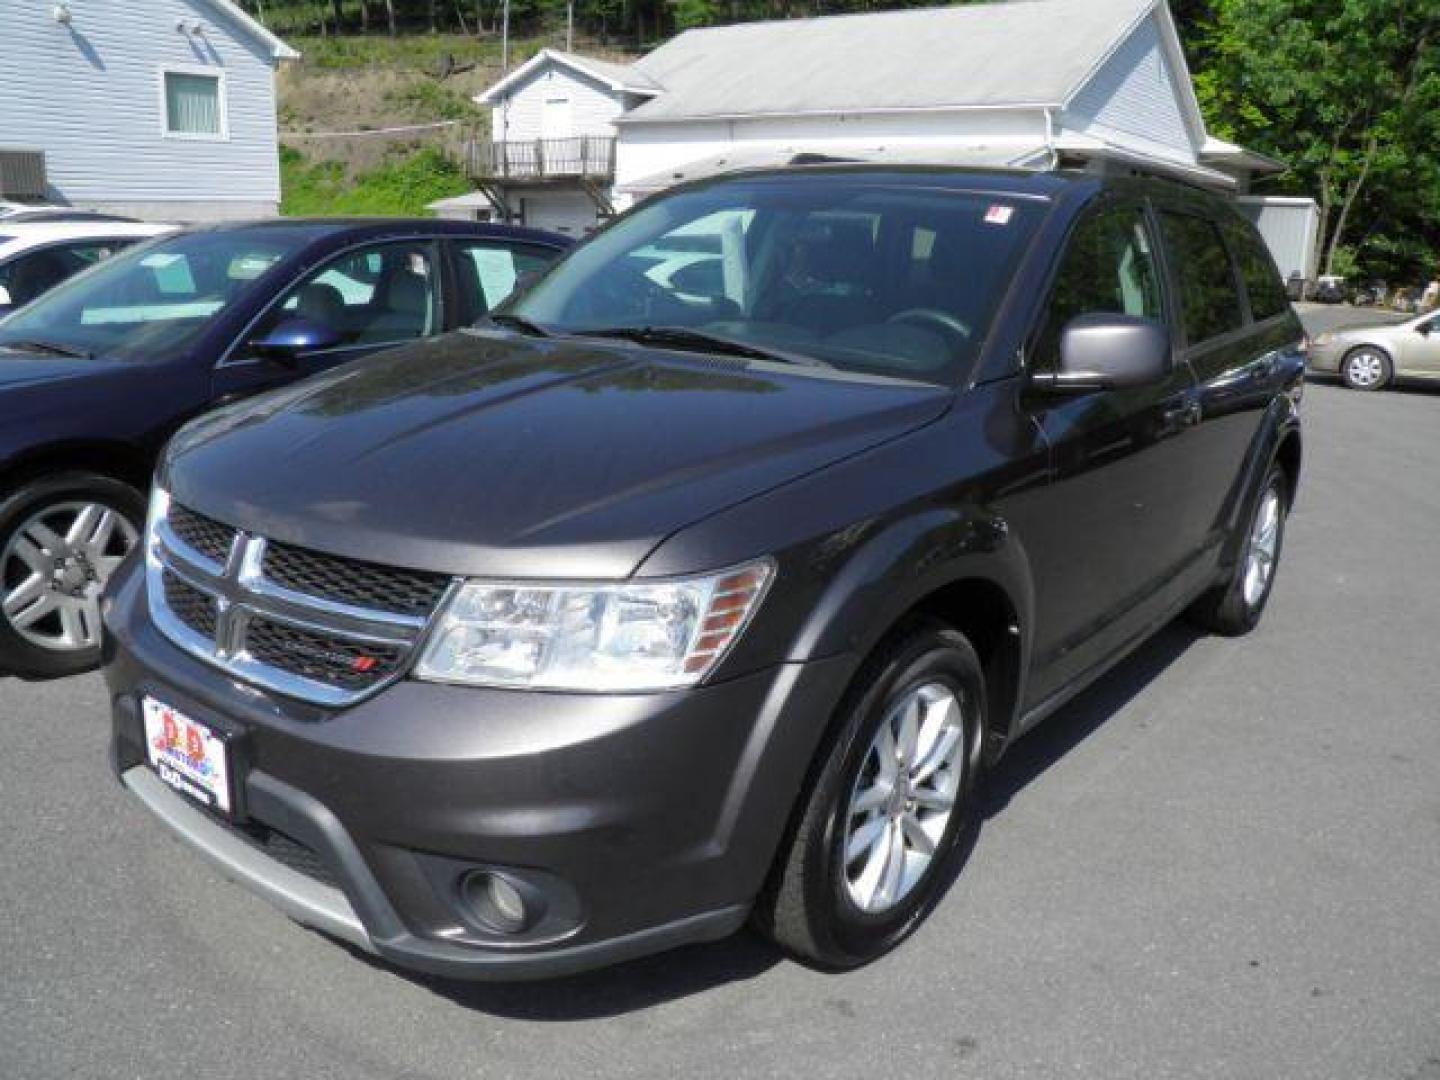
[
  {"xmin": 288, "ymin": 31, "xmax": 508, "ymax": 70},
  {"xmin": 382, "ymin": 79, "xmax": 479, "ymax": 120},
  {"xmin": 280, "ymin": 145, "xmax": 471, "ymax": 216},
  {"xmin": 1186, "ymin": 0, "xmax": 1440, "ymax": 281}
]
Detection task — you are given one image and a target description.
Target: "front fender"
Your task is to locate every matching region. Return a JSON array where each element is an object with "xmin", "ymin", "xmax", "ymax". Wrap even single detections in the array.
[{"xmin": 786, "ymin": 505, "xmax": 1034, "ymax": 668}]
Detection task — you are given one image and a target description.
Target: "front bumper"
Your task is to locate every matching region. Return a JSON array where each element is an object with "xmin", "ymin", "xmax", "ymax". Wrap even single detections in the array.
[{"xmin": 103, "ymin": 558, "xmax": 853, "ymax": 980}]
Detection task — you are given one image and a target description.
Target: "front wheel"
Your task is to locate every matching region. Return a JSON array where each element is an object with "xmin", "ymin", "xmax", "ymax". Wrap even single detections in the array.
[
  {"xmin": 754, "ymin": 619, "xmax": 986, "ymax": 970},
  {"xmin": 0, "ymin": 473, "xmax": 144, "ymax": 679},
  {"xmin": 1187, "ymin": 465, "xmax": 1288, "ymax": 637}
]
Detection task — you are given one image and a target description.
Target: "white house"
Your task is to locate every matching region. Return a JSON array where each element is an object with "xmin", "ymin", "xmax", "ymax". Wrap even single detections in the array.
[
  {"xmin": 466, "ymin": 0, "xmax": 1314, "ymax": 273},
  {"xmin": 0, "ymin": 0, "xmax": 297, "ymax": 221}
]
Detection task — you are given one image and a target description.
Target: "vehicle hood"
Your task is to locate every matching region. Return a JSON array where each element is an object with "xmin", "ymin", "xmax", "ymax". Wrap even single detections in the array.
[{"xmin": 167, "ymin": 330, "xmax": 952, "ymax": 579}]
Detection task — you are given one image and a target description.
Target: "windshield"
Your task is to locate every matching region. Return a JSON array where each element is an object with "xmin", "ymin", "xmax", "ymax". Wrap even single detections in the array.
[
  {"xmin": 510, "ymin": 177, "xmax": 1043, "ymax": 380},
  {"xmin": 0, "ymin": 229, "xmax": 309, "ymax": 359}
]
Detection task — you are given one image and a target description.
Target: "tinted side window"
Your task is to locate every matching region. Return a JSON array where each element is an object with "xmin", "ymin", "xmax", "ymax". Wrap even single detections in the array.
[
  {"xmin": 252, "ymin": 241, "xmax": 439, "ymax": 352},
  {"xmin": 1035, "ymin": 208, "xmax": 1164, "ymax": 367},
  {"xmin": 1160, "ymin": 212, "xmax": 1246, "ymax": 344},
  {"xmin": 1226, "ymin": 223, "xmax": 1289, "ymax": 322},
  {"xmin": 455, "ymin": 241, "xmax": 558, "ymax": 320}
]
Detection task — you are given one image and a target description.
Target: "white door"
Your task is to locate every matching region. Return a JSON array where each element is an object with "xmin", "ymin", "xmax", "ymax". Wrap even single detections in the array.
[{"xmin": 540, "ymin": 97, "xmax": 572, "ymax": 140}]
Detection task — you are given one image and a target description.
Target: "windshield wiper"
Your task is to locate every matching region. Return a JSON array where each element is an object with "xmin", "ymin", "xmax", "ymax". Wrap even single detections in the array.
[
  {"xmin": 480, "ymin": 313, "xmax": 550, "ymax": 338},
  {"xmin": 3, "ymin": 338, "xmax": 92, "ymax": 359},
  {"xmin": 574, "ymin": 326, "xmax": 832, "ymax": 369}
]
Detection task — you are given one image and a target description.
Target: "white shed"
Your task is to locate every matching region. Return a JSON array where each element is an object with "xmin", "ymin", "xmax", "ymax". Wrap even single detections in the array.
[
  {"xmin": 0, "ymin": 0, "xmax": 297, "ymax": 221},
  {"xmin": 1236, "ymin": 196, "xmax": 1322, "ymax": 283}
]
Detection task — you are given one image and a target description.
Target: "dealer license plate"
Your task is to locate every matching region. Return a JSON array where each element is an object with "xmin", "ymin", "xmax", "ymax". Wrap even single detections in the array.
[{"xmin": 143, "ymin": 697, "xmax": 233, "ymax": 816}]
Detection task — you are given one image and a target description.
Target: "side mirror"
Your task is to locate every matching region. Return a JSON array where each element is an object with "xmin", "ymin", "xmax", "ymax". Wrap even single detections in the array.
[
  {"xmin": 1031, "ymin": 313, "xmax": 1171, "ymax": 393},
  {"xmin": 249, "ymin": 316, "xmax": 342, "ymax": 366}
]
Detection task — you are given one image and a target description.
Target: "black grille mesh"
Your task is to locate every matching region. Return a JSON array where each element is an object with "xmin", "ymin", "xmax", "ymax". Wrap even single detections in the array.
[
  {"xmin": 244, "ymin": 617, "xmax": 404, "ymax": 691},
  {"xmin": 162, "ymin": 571, "xmax": 217, "ymax": 640},
  {"xmin": 259, "ymin": 829, "xmax": 343, "ymax": 890},
  {"xmin": 228, "ymin": 822, "xmax": 343, "ymax": 891},
  {"xmin": 168, "ymin": 504, "xmax": 236, "ymax": 564},
  {"xmin": 262, "ymin": 541, "xmax": 449, "ymax": 618}
]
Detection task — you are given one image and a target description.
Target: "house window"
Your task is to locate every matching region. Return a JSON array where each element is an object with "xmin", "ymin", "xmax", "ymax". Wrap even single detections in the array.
[{"xmin": 162, "ymin": 70, "xmax": 225, "ymax": 139}]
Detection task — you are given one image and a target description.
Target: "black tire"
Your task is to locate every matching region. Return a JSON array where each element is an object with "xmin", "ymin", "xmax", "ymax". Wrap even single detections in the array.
[
  {"xmin": 1186, "ymin": 465, "xmax": 1288, "ymax": 637},
  {"xmin": 1340, "ymin": 345, "xmax": 1393, "ymax": 391},
  {"xmin": 754, "ymin": 618, "xmax": 986, "ymax": 970},
  {"xmin": 0, "ymin": 472, "xmax": 145, "ymax": 679}
]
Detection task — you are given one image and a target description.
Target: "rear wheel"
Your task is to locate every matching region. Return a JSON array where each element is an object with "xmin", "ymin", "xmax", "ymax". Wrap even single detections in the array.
[
  {"xmin": 0, "ymin": 473, "xmax": 144, "ymax": 679},
  {"xmin": 1340, "ymin": 346, "xmax": 1392, "ymax": 391},
  {"xmin": 754, "ymin": 619, "xmax": 985, "ymax": 969},
  {"xmin": 1186, "ymin": 465, "xmax": 1288, "ymax": 637}
]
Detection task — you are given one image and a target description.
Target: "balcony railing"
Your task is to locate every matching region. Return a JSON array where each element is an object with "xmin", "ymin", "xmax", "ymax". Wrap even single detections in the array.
[{"xmin": 464, "ymin": 136, "xmax": 616, "ymax": 182}]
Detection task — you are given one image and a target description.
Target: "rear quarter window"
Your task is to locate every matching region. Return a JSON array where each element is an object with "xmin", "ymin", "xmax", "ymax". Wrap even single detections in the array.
[
  {"xmin": 1159, "ymin": 212, "xmax": 1246, "ymax": 345},
  {"xmin": 1226, "ymin": 222, "xmax": 1290, "ymax": 322}
]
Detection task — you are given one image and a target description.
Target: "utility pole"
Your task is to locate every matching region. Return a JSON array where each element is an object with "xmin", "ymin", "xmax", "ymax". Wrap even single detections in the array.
[
  {"xmin": 566, "ymin": 0, "xmax": 573, "ymax": 50},
  {"xmin": 501, "ymin": 0, "xmax": 510, "ymax": 73}
]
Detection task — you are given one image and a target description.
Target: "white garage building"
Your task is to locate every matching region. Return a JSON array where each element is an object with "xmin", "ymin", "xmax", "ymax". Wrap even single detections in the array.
[{"xmin": 456, "ymin": 0, "xmax": 1316, "ymax": 277}]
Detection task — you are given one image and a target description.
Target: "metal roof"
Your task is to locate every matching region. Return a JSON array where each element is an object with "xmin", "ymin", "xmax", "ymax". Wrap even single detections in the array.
[{"xmin": 623, "ymin": 0, "xmax": 1155, "ymax": 123}]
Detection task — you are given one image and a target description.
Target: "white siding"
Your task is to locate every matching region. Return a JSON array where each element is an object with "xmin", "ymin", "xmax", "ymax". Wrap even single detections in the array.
[
  {"xmin": 0, "ymin": 0, "xmax": 283, "ymax": 217},
  {"xmin": 615, "ymin": 109, "xmax": 1048, "ymax": 192},
  {"xmin": 1060, "ymin": 13, "xmax": 1195, "ymax": 163},
  {"xmin": 491, "ymin": 63, "xmax": 626, "ymax": 144}
]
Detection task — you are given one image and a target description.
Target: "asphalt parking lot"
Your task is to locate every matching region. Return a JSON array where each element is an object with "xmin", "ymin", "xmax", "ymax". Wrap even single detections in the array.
[{"xmin": 3, "ymin": 325, "xmax": 1438, "ymax": 1079}]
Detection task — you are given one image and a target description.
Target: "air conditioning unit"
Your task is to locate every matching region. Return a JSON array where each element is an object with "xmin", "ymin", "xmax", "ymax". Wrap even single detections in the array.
[{"xmin": 0, "ymin": 149, "xmax": 48, "ymax": 200}]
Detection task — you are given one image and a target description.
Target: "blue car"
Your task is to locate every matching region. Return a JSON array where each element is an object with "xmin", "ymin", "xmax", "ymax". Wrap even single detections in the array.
[{"xmin": 0, "ymin": 218, "xmax": 569, "ymax": 678}]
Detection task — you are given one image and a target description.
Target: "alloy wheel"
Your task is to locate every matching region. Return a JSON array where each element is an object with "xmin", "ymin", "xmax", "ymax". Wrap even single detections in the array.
[
  {"xmin": 1, "ymin": 500, "xmax": 138, "ymax": 652},
  {"xmin": 1242, "ymin": 484, "xmax": 1282, "ymax": 609},
  {"xmin": 842, "ymin": 680, "xmax": 967, "ymax": 915},
  {"xmin": 1345, "ymin": 350, "xmax": 1386, "ymax": 388}
]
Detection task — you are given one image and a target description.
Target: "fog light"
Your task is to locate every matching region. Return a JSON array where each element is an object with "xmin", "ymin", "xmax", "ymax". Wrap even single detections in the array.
[{"xmin": 461, "ymin": 871, "xmax": 532, "ymax": 934}]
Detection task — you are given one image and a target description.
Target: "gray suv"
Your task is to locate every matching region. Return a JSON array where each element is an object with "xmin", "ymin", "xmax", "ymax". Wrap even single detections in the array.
[{"xmin": 103, "ymin": 166, "xmax": 1304, "ymax": 979}]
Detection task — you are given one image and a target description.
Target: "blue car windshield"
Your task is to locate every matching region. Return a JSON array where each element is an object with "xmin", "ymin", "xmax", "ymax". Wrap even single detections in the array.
[
  {"xmin": 0, "ymin": 229, "xmax": 310, "ymax": 360},
  {"xmin": 510, "ymin": 176, "xmax": 1044, "ymax": 381}
]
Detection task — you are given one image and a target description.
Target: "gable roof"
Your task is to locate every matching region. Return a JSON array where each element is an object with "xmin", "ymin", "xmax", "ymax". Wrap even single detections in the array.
[
  {"xmin": 476, "ymin": 48, "xmax": 661, "ymax": 105},
  {"xmin": 203, "ymin": 0, "xmax": 300, "ymax": 61},
  {"xmin": 623, "ymin": 0, "xmax": 1156, "ymax": 123}
]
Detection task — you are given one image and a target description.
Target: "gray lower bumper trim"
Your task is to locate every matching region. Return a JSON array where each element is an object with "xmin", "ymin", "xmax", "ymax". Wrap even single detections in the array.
[{"xmin": 122, "ymin": 766, "xmax": 374, "ymax": 953}]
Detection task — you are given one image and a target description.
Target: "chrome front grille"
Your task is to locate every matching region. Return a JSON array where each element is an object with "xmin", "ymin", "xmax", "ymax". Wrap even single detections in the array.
[{"xmin": 146, "ymin": 493, "xmax": 453, "ymax": 706}]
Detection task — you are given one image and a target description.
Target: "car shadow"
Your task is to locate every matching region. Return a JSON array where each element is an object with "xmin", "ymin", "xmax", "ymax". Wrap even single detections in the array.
[
  {"xmin": 980, "ymin": 620, "xmax": 1202, "ymax": 820},
  {"xmin": 357, "ymin": 621, "xmax": 1204, "ymax": 1020}
]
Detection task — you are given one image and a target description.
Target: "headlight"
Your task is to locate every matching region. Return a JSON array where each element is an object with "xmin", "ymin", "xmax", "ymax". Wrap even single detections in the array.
[{"xmin": 415, "ymin": 560, "xmax": 774, "ymax": 691}]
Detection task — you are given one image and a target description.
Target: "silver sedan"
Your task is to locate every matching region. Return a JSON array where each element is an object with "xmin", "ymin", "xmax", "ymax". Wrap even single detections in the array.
[{"xmin": 1309, "ymin": 310, "xmax": 1440, "ymax": 390}]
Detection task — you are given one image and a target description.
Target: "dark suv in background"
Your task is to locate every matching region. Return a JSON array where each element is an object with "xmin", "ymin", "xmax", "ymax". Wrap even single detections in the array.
[
  {"xmin": 0, "ymin": 219, "xmax": 567, "ymax": 679},
  {"xmin": 103, "ymin": 167, "xmax": 1303, "ymax": 979}
]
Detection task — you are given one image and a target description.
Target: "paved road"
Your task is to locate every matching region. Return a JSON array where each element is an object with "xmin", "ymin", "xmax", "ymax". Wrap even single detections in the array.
[{"xmin": 2, "ymin": 380, "xmax": 1438, "ymax": 1080}]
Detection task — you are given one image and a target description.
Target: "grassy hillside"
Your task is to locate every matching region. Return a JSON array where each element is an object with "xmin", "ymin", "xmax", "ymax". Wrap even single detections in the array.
[{"xmin": 275, "ymin": 30, "xmax": 636, "ymax": 216}]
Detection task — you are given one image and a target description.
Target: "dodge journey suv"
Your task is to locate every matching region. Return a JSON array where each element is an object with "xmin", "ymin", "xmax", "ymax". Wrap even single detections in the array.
[{"xmin": 103, "ymin": 166, "xmax": 1304, "ymax": 979}]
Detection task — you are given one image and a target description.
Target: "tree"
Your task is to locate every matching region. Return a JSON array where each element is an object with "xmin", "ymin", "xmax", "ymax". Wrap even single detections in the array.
[{"xmin": 1192, "ymin": 0, "xmax": 1440, "ymax": 279}]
